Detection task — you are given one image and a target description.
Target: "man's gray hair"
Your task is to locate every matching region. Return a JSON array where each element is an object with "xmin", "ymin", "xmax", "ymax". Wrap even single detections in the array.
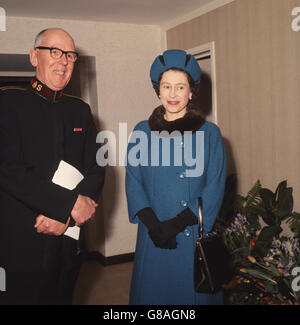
[
  {"xmin": 33, "ymin": 28, "xmax": 75, "ymax": 47},
  {"xmin": 34, "ymin": 29, "xmax": 48, "ymax": 47}
]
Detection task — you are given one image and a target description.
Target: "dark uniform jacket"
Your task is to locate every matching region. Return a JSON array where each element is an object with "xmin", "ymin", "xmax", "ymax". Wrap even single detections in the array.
[{"xmin": 0, "ymin": 77, "xmax": 105, "ymax": 304}]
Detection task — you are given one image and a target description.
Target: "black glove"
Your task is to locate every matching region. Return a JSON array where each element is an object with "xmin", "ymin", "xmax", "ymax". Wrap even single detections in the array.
[
  {"xmin": 138, "ymin": 207, "xmax": 198, "ymax": 249},
  {"xmin": 137, "ymin": 207, "xmax": 177, "ymax": 249},
  {"xmin": 149, "ymin": 207, "xmax": 198, "ymax": 247}
]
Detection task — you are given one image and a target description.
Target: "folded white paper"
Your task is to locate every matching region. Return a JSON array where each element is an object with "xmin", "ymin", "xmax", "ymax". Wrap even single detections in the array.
[
  {"xmin": 52, "ymin": 160, "xmax": 84, "ymax": 240},
  {"xmin": 52, "ymin": 160, "xmax": 84, "ymax": 191}
]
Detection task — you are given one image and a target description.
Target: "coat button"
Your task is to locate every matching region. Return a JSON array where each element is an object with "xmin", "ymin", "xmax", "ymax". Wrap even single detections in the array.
[
  {"xmin": 179, "ymin": 172, "xmax": 185, "ymax": 179},
  {"xmin": 184, "ymin": 229, "xmax": 191, "ymax": 237},
  {"xmin": 181, "ymin": 200, "xmax": 187, "ymax": 207}
]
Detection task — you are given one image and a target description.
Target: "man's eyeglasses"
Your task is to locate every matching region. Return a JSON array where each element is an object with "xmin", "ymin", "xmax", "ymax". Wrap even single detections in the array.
[{"xmin": 35, "ymin": 46, "xmax": 79, "ymax": 63}]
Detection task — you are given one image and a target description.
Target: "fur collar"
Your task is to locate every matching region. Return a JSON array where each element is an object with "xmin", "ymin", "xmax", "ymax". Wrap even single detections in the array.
[{"xmin": 148, "ymin": 105, "xmax": 205, "ymax": 134}]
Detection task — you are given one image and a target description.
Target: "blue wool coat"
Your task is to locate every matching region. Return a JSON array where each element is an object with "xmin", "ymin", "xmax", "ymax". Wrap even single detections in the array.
[{"xmin": 125, "ymin": 120, "xmax": 226, "ymax": 305}]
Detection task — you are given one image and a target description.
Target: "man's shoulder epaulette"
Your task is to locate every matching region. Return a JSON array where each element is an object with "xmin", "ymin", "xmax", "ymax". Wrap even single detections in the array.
[{"xmin": 63, "ymin": 93, "xmax": 86, "ymax": 103}]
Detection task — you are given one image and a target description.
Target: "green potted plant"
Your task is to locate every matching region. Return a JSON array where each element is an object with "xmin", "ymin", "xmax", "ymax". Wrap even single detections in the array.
[{"xmin": 219, "ymin": 175, "xmax": 300, "ymax": 305}]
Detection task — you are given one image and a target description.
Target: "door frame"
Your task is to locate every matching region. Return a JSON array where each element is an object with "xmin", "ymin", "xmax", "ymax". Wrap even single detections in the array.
[{"xmin": 187, "ymin": 42, "xmax": 218, "ymax": 124}]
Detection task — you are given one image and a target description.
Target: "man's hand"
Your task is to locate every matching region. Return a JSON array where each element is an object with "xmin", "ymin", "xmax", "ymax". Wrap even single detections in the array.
[
  {"xmin": 71, "ymin": 194, "xmax": 98, "ymax": 226},
  {"xmin": 34, "ymin": 215, "xmax": 70, "ymax": 236}
]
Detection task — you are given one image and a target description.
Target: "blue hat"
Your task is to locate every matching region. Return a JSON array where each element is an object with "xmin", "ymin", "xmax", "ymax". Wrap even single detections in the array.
[{"xmin": 150, "ymin": 49, "xmax": 201, "ymax": 85}]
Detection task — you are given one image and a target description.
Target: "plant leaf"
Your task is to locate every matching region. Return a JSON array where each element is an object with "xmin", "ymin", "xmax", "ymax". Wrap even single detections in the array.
[
  {"xmin": 256, "ymin": 226, "xmax": 282, "ymax": 255},
  {"xmin": 260, "ymin": 188, "xmax": 274, "ymax": 210},
  {"xmin": 243, "ymin": 268, "xmax": 277, "ymax": 284},
  {"xmin": 277, "ymin": 187, "xmax": 293, "ymax": 216},
  {"xmin": 245, "ymin": 179, "xmax": 262, "ymax": 208},
  {"xmin": 274, "ymin": 180, "xmax": 287, "ymax": 202}
]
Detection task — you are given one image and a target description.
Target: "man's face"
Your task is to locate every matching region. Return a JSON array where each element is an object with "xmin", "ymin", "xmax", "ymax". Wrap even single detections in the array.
[{"xmin": 30, "ymin": 29, "xmax": 75, "ymax": 91}]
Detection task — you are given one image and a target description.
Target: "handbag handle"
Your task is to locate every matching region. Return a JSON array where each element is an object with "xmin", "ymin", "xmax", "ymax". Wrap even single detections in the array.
[{"xmin": 198, "ymin": 197, "xmax": 203, "ymax": 239}]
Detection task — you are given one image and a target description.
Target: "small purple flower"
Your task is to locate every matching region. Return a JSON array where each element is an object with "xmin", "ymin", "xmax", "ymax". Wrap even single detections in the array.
[
  {"xmin": 264, "ymin": 237, "xmax": 300, "ymax": 277},
  {"xmin": 225, "ymin": 214, "xmax": 249, "ymax": 236}
]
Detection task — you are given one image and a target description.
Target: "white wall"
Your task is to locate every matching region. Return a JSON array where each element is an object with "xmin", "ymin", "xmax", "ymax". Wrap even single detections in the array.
[{"xmin": 0, "ymin": 16, "xmax": 162, "ymax": 257}]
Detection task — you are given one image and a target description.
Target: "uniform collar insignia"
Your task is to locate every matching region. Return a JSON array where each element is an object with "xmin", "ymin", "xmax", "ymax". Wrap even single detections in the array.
[{"xmin": 30, "ymin": 77, "xmax": 63, "ymax": 103}]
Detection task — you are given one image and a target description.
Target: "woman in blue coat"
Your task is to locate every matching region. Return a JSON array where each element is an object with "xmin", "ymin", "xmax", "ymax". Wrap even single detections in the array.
[{"xmin": 125, "ymin": 49, "xmax": 227, "ymax": 305}]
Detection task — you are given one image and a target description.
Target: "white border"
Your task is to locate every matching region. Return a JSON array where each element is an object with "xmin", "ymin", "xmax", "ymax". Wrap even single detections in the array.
[{"xmin": 188, "ymin": 42, "xmax": 218, "ymax": 124}]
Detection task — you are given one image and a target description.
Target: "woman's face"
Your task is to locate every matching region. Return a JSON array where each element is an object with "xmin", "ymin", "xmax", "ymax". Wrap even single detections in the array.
[{"xmin": 159, "ymin": 69, "xmax": 192, "ymax": 121}]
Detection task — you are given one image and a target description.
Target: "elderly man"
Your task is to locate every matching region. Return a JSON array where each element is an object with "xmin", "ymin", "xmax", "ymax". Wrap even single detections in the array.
[{"xmin": 0, "ymin": 28, "xmax": 105, "ymax": 304}]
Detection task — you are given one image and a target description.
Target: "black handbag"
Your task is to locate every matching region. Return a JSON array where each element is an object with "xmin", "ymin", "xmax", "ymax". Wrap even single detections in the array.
[{"xmin": 194, "ymin": 198, "xmax": 233, "ymax": 293}]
